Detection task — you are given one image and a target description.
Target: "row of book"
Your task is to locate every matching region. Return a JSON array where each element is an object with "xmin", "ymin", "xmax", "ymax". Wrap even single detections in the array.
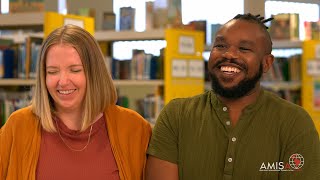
[
  {"xmin": 262, "ymin": 54, "xmax": 301, "ymax": 82},
  {"xmin": 109, "ymin": 49, "xmax": 164, "ymax": 80},
  {"xmin": 0, "ymin": 37, "xmax": 42, "ymax": 79},
  {"xmin": 7, "ymin": 0, "xmax": 44, "ymax": 13},
  {"xmin": 269, "ymin": 13, "xmax": 299, "ymax": 40},
  {"xmin": 305, "ymin": 21, "xmax": 320, "ymax": 40},
  {"xmin": 116, "ymin": 91, "xmax": 164, "ymax": 124},
  {"xmin": 0, "ymin": 90, "xmax": 32, "ymax": 127},
  {"xmin": 266, "ymin": 89, "xmax": 301, "ymax": 105},
  {"xmin": 146, "ymin": 0, "xmax": 182, "ymax": 30},
  {"xmin": 259, "ymin": 53, "xmax": 302, "ymax": 104},
  {"xmin": 136, "ymin": 93, "xmax": 164, "ymax": 124},
  {"xmin": 269, "ymin": 13, "xmax": 320, "ymax": 41},
  {"xmin": 102, "ymin": 0, "xmax": 182, "ymax": 31}
]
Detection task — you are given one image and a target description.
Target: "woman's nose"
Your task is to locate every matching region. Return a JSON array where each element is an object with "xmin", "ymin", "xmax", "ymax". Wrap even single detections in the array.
[{"xmin": 58, "ymin": 72, "xmax": 70, "ymax": 86}]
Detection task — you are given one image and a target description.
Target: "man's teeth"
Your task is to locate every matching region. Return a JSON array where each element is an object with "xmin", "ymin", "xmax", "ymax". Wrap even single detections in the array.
[
  {"xmin": 58, "ymin": 90, "xmax": 75, "ymax": 94},
  {"xmin": 221, "ymin": 66, "xmax": 240, "ymax": 73}
]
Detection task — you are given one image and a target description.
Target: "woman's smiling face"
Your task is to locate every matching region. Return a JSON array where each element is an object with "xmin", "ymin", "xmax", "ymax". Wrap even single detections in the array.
[{"xmin": 45, "ymin": 44, "xmax": 87, "ymax": 113}]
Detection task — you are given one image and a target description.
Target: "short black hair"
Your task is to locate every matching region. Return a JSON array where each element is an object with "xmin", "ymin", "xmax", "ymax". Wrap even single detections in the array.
[
  {"xmin": 233, "ymin": 13, "xmax": 273, "ymax": 29},
  {"xmin": 232, "ymin": 13, "xmax": 274, "ymax": 54}
]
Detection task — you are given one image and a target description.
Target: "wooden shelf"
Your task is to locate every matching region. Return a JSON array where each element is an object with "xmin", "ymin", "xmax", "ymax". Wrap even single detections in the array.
[
  {"xmin": 0, "ymin": 79, "xmax": 36, "ymax": 86},
  {"xmin": 94, "ymin": 29, "xmax": 165, "ymax": 41},
  {"xmin": 1, "ymin": 32, "xmax": 43, "ymax": 44},
  {"xmin": 1, "ymin": 30, "xmax": 165, "ymax": 44},
  {"xmin": 0, "ymin": 12, "xmax": 44, "ymax": 29},
  {"xmin": 272, "ymin": 40, "xmax": 302, "ymax": 49}
]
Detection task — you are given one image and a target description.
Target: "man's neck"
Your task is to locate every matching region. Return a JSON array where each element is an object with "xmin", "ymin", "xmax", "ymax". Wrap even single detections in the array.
[{"xmin": 218, "ymin": 85, "xmax": 262, "ymax": 126}]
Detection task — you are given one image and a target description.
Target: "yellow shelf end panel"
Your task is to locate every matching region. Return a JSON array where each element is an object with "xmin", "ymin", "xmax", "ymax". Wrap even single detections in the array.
[
  {"xmin": 44, "ymin": 12, "xmax": 95, "ymax": 38},
  {"xmin": 302, "ymin": 40, "xmax": 320, "ymax": 135},
  {"xmin": 164, "ymin": 28, "xmax": 204, "ymax": 104}
]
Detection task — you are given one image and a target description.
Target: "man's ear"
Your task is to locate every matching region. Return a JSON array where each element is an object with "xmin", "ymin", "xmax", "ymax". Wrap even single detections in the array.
[{"xmin": 262, "ymin": 54, "xmax": 274, "ymax": 73}]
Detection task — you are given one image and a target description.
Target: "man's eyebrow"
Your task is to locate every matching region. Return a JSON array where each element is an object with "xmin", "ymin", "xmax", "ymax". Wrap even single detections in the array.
[
  {"xmin": 214, "ymin": 36, "xmax": 225, "ymax": 42},
  {"xmin": 239, "ymin": 40, "xmax": 255, "ymax": 46}
]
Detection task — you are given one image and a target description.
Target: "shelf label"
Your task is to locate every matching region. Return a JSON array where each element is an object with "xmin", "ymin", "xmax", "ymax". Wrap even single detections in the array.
[
  {"xmin": 307, "ymin": 60, "xmax": 320, "ymax": 76},
  {"xmin": 188, "ymin": 60, "xmax": 204, "ymax": 78},
  {"xmin": 172, "ymin": 59, "xmax": 187, "ymax": 77},
  {"xmin": 179, "ymin": 36, "xmax": 195, "ymax": 54},
  {"xmin": 64, "ymin": 18, "xmax": 84, "ymax": 28}
]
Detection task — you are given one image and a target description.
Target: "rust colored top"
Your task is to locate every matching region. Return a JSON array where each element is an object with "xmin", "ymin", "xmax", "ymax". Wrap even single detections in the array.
[
  {"xmin": 36, "ymin": 115, "xmax": 120, "ymax": 180},
  {"xmin": 0, "ymin": 105, "xmax": 152, "ymax": 180}
]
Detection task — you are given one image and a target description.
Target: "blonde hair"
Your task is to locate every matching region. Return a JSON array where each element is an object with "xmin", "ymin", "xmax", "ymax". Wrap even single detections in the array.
[{"xmin": 31, "ymin": 24, "xmax": 117, "ymax": 132}]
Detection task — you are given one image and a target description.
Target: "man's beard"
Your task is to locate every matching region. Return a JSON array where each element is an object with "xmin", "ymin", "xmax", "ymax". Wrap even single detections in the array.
[{"xmin": 210, "ymin": 63, "xmax": 263, "ymax": 99}]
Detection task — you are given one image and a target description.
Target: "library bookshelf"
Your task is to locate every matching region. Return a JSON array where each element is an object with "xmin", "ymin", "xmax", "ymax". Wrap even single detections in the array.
[
  {"xmin": 0, "ymin": 12, "xmax": 305, "ymax": 126},
  {"xmin": 0, "ymin": 12, "xmax": 205, "ymax": 126}
]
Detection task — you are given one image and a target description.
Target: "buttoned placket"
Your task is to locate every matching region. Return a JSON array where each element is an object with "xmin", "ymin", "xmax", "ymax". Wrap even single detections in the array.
[{"xmin": 220, "ymin": 106, "xmax": 238, "ymax": 178}]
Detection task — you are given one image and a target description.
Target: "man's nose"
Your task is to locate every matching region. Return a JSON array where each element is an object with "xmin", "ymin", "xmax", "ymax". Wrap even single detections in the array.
[{"xmin": 222, "ymin": 47, "xmax": 239, "ymax": 59}]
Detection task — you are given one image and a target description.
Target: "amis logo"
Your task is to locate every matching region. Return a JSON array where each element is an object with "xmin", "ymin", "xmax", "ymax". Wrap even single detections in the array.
[{"xmin": 259, "ymin": 154, "xmax": 304, "ymax": 172}]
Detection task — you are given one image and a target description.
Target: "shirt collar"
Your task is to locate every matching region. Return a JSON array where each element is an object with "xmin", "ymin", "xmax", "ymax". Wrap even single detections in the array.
[{"xmin": 210, "ymin": 89, "xmax": 265, "ymax": 113}]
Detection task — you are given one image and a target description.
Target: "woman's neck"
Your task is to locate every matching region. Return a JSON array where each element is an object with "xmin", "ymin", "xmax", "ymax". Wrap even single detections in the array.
[{"xmin": 55, "ymin": 110, "xmax": 83, "ymax": 131}]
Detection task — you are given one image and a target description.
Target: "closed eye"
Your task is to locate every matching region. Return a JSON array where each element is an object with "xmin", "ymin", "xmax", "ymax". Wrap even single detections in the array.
[
  {"xmin": 213, "ymin": 44, "xmax": 227, "ymax": 49},
  {"xmin": 239, "ymin": 47, "xmax": 251, "ymax": 52},
  {"xmin": 71, "ymin": 69, "xmax": 82, "ymax": 73},
  {"xmin": 47, "ymin": 71, "xmax": 58, "ymax": 75}
]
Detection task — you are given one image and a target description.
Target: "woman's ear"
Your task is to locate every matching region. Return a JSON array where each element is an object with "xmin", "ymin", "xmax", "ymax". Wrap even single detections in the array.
[{"xmin": 262, "ymin": 54, "xmax": 274, "ymax": 73}]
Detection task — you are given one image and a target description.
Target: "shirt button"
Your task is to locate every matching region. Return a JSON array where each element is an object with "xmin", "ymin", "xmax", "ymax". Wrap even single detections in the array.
[
  {"xmin": 223, "ymin": 107, "xmax": 228, "ymax": 111},
  {"xmin": 226, "ymin": 121, "xmax": 231, "ymax": 126},
  {"xmin": 232, "ymin": 137, "xmax": 237, "ymax": 142},
  {"xmin": 228, "ymin": 158, "xmax": 233, "ymax": 162}
]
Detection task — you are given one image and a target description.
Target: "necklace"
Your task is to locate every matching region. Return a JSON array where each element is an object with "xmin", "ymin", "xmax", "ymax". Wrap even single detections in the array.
[{"xmin": 55, "ymin": 119, "xmax": 93, "ymax": 152}]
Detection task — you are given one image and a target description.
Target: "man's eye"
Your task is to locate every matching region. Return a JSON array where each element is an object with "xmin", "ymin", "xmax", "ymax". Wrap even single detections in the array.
[
  {"xmin": 213, "ymin": 44, "xmax": 226, "ymax": 48},
  {"xmin": 239, "ymin": 47, "xmax": 250, "ymax": 51}
]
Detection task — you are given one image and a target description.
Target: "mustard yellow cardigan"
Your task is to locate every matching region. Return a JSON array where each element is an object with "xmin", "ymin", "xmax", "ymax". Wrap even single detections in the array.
[{"xmin": 0, "ymin": 105, "xmax": 152, "ymax": 180}]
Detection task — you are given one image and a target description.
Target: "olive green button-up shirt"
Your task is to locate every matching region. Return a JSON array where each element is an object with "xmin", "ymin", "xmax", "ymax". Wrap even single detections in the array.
[{"xmin": 147, "ymin": 90, "xmax": 320, "ymax": 180}]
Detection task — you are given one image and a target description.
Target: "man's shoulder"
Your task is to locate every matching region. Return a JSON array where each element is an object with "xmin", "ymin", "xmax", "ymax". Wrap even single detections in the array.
[
  {"xmin": 168, "ymin": 91, "xmax": 212, "ymax": 107},
  {"xmin": 264, "ymin": 90, "xmax": 308, "ymax": 116},
  {"xmin": 263, "ymin": 90, "xmax": 314, "ymax": 129}
]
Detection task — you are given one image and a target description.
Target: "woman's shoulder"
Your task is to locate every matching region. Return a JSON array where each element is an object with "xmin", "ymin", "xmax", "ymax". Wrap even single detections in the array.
[
  {"xmin": 1, "ymin": 106, "xmax": 39, "ymax": 141},
  {"xmin": 10, "ymin": 106, "xmax": 34, "ymax": 116},
  {"xmin": 105, "ymin": 105, "xmax": 151, "ymax": 129},
  {"xmin": 5, "ymin": 106, "xmax": 38, "ymax": 129}
]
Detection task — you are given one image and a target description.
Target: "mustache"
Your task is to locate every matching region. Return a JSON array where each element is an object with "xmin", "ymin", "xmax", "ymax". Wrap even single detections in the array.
[{"xmin": 213, "ymin": 58, "xmax": 247, "ymax": 70}]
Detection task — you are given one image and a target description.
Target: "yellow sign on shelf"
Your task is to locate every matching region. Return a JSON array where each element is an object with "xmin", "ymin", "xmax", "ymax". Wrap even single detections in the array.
[
  {"xmin": 164, "ymin": 28, "xmax": 204, "ymax": 104},
  {"xmin": 44, "ymin": 12, "xmax": 94, "ymax": 37},
  {"xmin": 302, "ymin": 40, "xmax": 320, "ymax": 134}
]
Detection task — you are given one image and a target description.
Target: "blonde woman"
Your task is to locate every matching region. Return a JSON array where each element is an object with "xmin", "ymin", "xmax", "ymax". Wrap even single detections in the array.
[{"xmin": 0, "ymin": 25, "xmax": 151, "ymax": 180}]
